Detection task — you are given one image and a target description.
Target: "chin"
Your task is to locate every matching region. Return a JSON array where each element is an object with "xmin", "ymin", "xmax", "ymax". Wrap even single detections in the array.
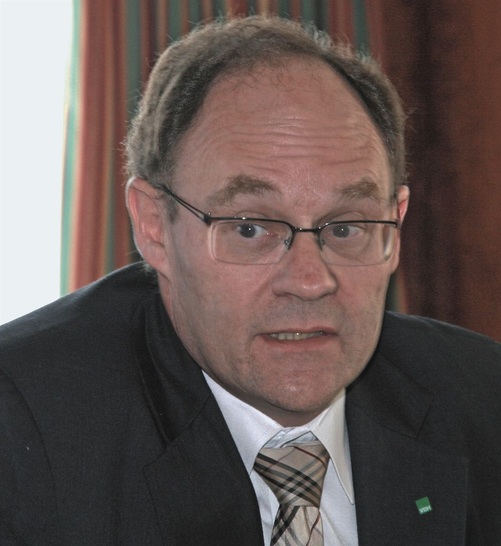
[{"xmin": 264, "ymin": 388, "xmax": 338, "ymax": 422}]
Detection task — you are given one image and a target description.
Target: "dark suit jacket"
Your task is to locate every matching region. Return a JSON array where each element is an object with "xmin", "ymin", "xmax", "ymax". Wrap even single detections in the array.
[{"xmin": 1, "ymin": 264, "xmax": 500, "ymax": 545}]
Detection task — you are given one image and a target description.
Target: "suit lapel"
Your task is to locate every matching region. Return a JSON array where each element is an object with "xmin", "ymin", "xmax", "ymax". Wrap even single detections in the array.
[
  {"xmin": 346, "ymin": 351, "xmax": 468, "ymax": 545},
  {"xmin": 132, "ymin": 294, "xmax": 264, "ymax": 545},
  {"xmin": 144, "ymin": 397, "xmax": 264, "ymax": 545}
]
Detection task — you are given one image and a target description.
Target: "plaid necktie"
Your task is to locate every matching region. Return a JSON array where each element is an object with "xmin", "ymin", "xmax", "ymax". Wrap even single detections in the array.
[{"xmin": 254, "ymin": 441, "xmax": 330, "ymax": 546}]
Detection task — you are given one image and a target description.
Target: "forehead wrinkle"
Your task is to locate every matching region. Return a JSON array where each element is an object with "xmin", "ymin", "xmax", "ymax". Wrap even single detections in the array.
[{"xmin": 206, "ymin": 174, "xmax": 281, "ymax": 207}]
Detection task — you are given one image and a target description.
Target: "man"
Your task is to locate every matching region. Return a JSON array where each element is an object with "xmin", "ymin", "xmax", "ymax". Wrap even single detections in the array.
[{"xmin": 1, "ymin": 16, "xmax": 500, "ymax": 546}]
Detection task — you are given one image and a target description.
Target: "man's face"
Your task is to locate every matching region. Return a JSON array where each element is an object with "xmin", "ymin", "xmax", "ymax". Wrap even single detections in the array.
[{"xmin": 154, "ymin": 59, "xmax": 408, "ymax": 426}]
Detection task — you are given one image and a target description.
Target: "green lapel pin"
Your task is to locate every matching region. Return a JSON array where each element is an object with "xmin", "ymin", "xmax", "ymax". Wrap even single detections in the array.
[{"xmin": 415, "ymin": 496, "xmax": 432, "ymax": 515}]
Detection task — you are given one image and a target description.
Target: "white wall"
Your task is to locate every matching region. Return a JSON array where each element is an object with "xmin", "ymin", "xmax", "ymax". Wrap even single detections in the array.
[{"xmin": 0, "ymin": 0, "xmax": 72, "ymax": 324}]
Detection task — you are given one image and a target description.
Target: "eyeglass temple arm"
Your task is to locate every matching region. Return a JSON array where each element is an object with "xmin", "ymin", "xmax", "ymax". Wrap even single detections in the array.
[{"xmin": 159, "ymin": 186, "xmax": 212, "ymax": 224}]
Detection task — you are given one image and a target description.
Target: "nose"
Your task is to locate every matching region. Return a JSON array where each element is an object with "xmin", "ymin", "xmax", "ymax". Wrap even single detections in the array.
[{"xmin": 271, "ymin": 232, "xmax": 339, "ymax": 300}]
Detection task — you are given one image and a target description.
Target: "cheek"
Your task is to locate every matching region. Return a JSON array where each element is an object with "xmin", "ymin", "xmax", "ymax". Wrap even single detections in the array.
[
  {"xmin": 165, "ymin": 240, "xmax": 270, "ymax": 349},
  {"xmin": 338, "ymin": 264, "xmax": 384, "ymax": 295},
  {"xmin": 338, "ymin": 266, "xmax": 391, "ymax": 334}
]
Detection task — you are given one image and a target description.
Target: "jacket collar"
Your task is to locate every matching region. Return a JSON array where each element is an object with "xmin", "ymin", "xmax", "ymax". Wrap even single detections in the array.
[
  {"xmin": 132, "ymin": 293, "xmax": 264, "ymax": 545},
  {"xmin": 346, "ymin": 346, "xmax": 468, "ymax": 545}
]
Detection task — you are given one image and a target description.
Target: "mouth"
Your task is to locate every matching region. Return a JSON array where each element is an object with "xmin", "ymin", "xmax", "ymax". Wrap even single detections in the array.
[{"xmin": 267, "ymin": 331, "xmax": 329, "ymax": 341}]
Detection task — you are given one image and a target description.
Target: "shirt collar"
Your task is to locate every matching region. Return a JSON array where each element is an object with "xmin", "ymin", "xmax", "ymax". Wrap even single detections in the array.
[{"xmin": 202, "ymin": 371, "xmax": 354, "ymax": 503}]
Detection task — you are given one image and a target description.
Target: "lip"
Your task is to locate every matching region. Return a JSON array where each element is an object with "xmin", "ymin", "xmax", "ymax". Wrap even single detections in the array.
[
  {"xmin": 262, "ymin": 327, "xmax": 337, "ymax": 342},
  {"xmin": 268, "ymin": 331, "xmax": 328, "ymax": 341}
]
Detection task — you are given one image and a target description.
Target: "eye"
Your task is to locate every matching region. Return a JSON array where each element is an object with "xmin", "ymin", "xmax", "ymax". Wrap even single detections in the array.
[
  {"xmin": 235, "ymin": 222, "xmax": 268, "ymax": 239},
  {"xmin": 330, "ymin": 224, "xmax": 363, "ymax": 239}
]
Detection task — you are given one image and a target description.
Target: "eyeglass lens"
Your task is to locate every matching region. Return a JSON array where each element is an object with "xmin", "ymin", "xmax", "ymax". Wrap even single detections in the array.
[{"xmin": 210, "ymin": 219, "xmax": 396, "ymax": 265}]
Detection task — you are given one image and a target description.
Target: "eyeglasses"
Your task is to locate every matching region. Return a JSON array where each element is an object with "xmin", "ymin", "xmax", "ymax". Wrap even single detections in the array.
[{"xmin": 159, "ymin": 186, "xmax": 400, "ymax": 266}]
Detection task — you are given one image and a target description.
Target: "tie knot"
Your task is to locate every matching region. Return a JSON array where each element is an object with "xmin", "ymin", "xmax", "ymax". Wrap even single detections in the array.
[{"xmin": 254, "ymin": 441, "xmax": 329, "ymax": 508}]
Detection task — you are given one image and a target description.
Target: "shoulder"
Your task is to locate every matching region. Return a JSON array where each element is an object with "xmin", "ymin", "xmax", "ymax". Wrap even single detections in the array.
[
  {"xmin": 379, "ymin": 311, "xmax": 501, "ymax": 364},
  {"xmin": 0, "ymin": 262, "xmax": 157, "ymax": 380},
  {"xmin": 0, "ymin": 261, "xmax": 162, "ymax": 455},
  {"xmin": 0, "ymin": 263, "xmax": 166, "ymax": 542},
  {"xmin": 352, "ymin": 314, "xmax": 501, "ymax": 540},
  {"xmin": 377, "ymin": 311, "xmax": 501, "ymax": 408}
]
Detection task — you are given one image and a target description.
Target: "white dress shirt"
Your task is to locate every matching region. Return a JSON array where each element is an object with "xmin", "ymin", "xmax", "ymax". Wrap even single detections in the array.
[{"xmin": 203, "ymin": 372, "xmax": 359, "ymax": 545}]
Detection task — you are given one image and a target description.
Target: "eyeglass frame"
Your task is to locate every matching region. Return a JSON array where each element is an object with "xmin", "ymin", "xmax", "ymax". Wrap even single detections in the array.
[{"xmin": 157, "ymin": 184, "xmax": 402, "ymax": 264}]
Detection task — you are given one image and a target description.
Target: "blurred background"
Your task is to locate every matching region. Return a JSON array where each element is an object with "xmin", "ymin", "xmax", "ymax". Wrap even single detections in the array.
[{"xmin": 1, "ymin": 0, "xmax": 500, "ymax": 341}]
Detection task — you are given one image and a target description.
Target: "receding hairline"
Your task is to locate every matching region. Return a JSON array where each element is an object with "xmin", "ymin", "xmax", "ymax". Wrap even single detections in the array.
[
  {"xmin": 126, "ymin": 14, "xmax": 407, "ymax": 198},
  {"xmin": 170, "ymin": 54, "xmax": 396, "ymax": 190}
]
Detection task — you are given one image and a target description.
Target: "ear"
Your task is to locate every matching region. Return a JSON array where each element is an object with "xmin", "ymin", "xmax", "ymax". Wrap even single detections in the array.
[
  {"xmin": 390, "ymin": 184, "xmax": 410, "ymax": 273},
  {"xmin": 126, "ymin": 178, "xmax": 170, "ymax": 271},
  {"xmin": 396, "ymin": 184, "xmax": 410, "ymax": 224}
]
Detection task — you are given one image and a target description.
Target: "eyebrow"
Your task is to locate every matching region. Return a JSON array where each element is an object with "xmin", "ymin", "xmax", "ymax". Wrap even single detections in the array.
[
  {"xmin": 205, "ymin": 174, "xmax": 385, "ymax": 209},
  {"xmin": 339, "ymin": 178, "xmax": 384, "ymax": 203},
  {"xmin": 206, "ymin": 175, "xmax": 280, "ymax": 208}
]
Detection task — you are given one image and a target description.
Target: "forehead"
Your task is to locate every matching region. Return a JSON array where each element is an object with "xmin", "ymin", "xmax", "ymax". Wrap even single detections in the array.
[{"xmin": 173, "ymin": 58, "xmax": 391, "ymax": 206}]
